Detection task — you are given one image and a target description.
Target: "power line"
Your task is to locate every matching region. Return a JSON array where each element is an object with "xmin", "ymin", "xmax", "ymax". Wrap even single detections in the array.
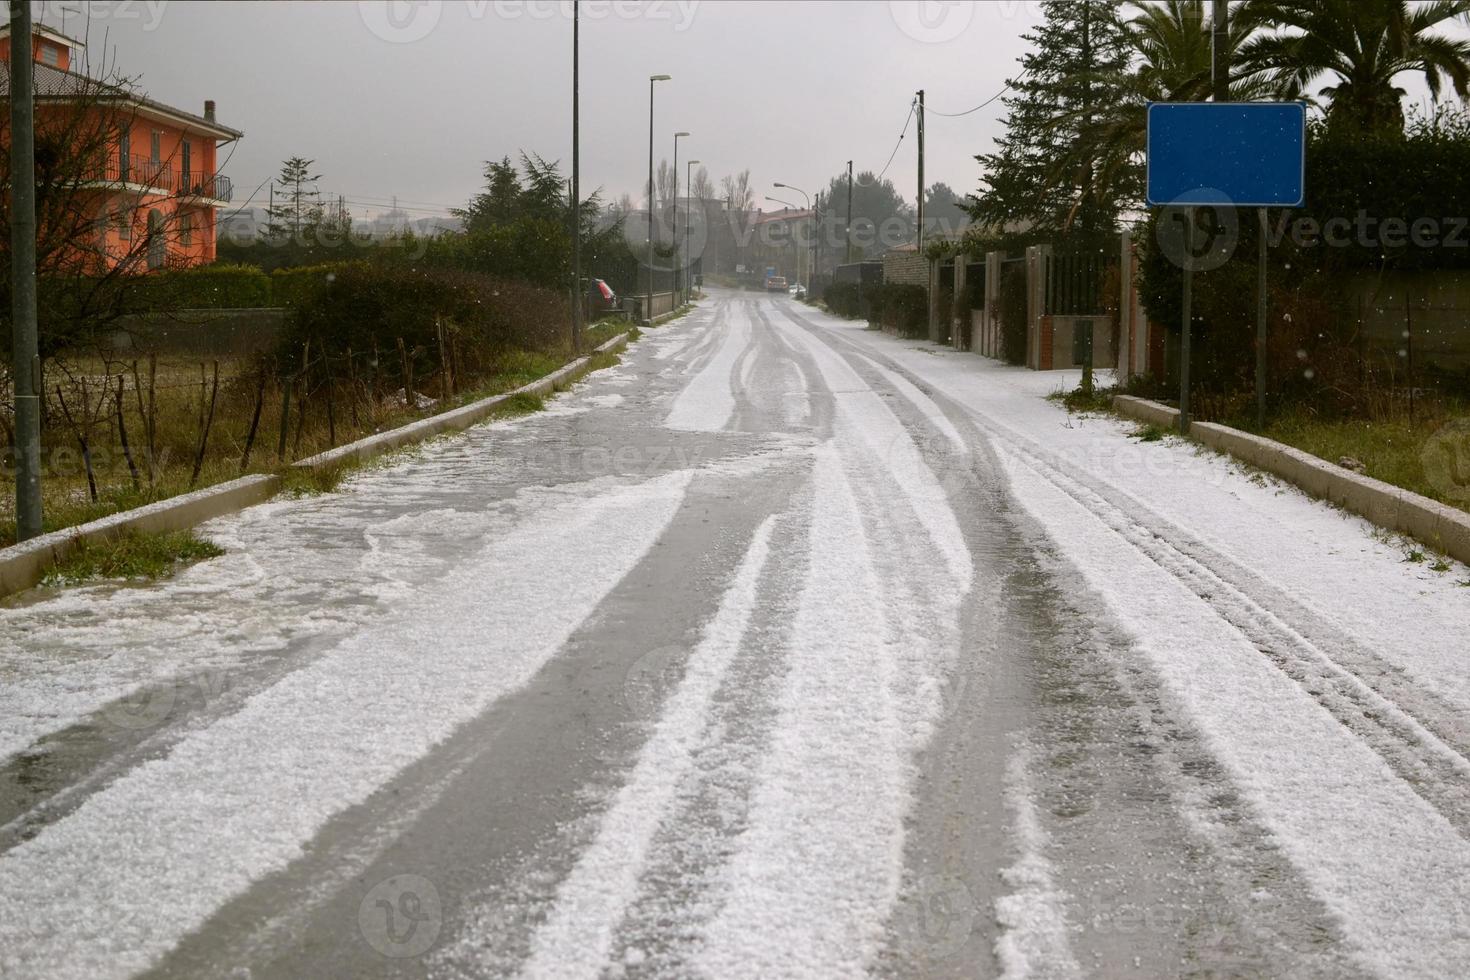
[
  {"xmin": 867, "ymin": 99, "xmax": 916, "ymax": 185},
  {"xmin": 926, "ymin": 67, "xmax": 1030, "ymax": 118}
]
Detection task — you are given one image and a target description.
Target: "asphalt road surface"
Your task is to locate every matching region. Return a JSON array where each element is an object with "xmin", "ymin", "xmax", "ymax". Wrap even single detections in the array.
[{"xmin": 2, "ymin": 288, "xmax": 1465, "ymax": 978}]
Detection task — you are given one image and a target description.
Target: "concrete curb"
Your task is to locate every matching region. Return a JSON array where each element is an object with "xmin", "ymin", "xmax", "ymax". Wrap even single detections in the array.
[
  {"xmin": 0, "ymin": 474, "xmax": 282, "ymax": 599},
  {"xmin": 1112, "ymin": 394, "xmax": 1470, "ymax": 566},
  {"xmin": 0, "ymin": 331, "xmax": 632, "ymax": 599}
]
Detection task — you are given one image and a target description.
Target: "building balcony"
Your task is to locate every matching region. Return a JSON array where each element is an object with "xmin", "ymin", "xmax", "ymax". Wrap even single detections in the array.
[{"xmin": 79, "ymin": 162, "xmax": 232, "ymax": 203}]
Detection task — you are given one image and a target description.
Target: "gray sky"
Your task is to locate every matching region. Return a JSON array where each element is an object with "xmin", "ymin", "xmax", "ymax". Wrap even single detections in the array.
[
  {"xmin": 27, "ymin": 0, "xmax": 1470, "ymax": 222},
  {"xmin": 40, "ymin": 0, "xmax": 1042, "ymax": 220}
]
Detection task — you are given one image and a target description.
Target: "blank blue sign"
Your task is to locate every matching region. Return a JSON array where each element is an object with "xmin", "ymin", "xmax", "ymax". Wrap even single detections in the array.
[{"xmin": 1146, "ymin": 102, "xmax": 1306, "ymax": 207}]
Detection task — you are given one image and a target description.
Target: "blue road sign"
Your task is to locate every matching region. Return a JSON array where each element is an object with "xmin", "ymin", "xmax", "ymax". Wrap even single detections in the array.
[{"xmin": 1146, "ymin": 102, "xmax": 1306, "ymax": 207}]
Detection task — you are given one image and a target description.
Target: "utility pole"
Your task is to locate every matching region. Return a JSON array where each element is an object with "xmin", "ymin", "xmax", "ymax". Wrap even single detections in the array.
[
  {"xmin": 646, "ymin": 74, "xmax": 670, "ymax": 325},
  {"xmin": 9, "ymin": 0, "xmax": 43, "ymax": 541},
  {"xmin": 845, "ymin": 160, "xmax": 854, "ymax": 265},
  {"xmin": 571, "ymin": 0, "xmax": 582, "ymax": 354},
  {"xmin": 916, "ymin": 89, "xmax": 925, "ymax": 250}
]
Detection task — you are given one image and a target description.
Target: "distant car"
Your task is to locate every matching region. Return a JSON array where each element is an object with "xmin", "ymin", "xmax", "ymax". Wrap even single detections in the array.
[
  {"xmin": 587, "ymin": 278, "xmax": 618, "ymax": 316},
  {"xmin": 787, "ymin": 282, "xmax": 804, "ymax": 296},
  {"xmin": 766, "ymin": 276, "xmax": 788, "ymax": 292}
]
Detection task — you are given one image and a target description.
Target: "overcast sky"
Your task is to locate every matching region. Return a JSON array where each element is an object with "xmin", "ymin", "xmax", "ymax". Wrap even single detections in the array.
[
  {"xmin": 34, "ymin": 0, "xmax": 1043, "ymax": 220},
  {"xmin": 25, "ymin": 1, "xmax": 1470, "ymax": 223}
]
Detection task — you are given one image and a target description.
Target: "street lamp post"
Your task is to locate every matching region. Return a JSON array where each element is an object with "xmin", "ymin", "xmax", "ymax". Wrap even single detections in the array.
[
  {"xmin": 646, "ymin": 74, "xmax": 671, "ymax": 325},
  {"xmin": 9, "ymin": 0, "xmax": 42, "ymax": 541},
  {"xmin": 672, "ymin": 131, "xmax": 689, "ymax": 310},
  {"xmin": 773, "ymin": 181, "xmax": 810, "ymax": 292},
  {"xmin": 686, "ymin": 158, "xmax": 701, "ymax": 305}
]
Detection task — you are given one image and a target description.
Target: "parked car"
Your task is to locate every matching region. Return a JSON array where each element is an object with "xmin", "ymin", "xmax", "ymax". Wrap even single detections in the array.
[
  {"xmin": 586, "ymin": 278, "xmax": 619, "ymax": 316},
  {"xmin": 765, "ymin": 276, "xmax": 788, "ymax": 292}
]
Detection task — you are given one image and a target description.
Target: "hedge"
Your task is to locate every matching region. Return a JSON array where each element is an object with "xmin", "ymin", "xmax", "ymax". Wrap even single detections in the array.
[
  {"xmin": 270, "ymin": 263, "xmax": 359, "ymax": 310},
  {"xmin": 138, "ymin": 263, "xmax": 272, "ymax": 309}
]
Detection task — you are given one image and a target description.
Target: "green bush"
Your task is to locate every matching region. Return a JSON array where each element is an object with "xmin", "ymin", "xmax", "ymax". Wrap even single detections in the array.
[
  {"xmin": 280, "ymin": 262, "xmax": 569, "ymax": 382},
  {"xmin": 270, "ymin": 262, "xmax": 358, "ymax": 309},
  {"xmin": 870, "ymin": 282, "xmax": 929, "ymax": 338},
  {"xmin": 138, "ymin": 263, "xmax": 272, "ymax": 309}
]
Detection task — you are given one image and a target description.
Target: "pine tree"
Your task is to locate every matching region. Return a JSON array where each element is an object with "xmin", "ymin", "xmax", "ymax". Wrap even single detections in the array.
[
  {"xmin": 454, "ymin": 157, "xmax": 522, "ymax": 233},
  {"xmin": 968, "ymin": 0, "xmax": 1137, "ymax": 237},
  {"xmin": 265, "ymin": 156, "xmax": 324, "ymax": 243}
]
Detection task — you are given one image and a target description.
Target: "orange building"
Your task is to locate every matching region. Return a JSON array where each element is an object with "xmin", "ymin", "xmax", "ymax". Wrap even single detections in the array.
[{"xmin": 1, "ymin": 22, "xmax": 242, "ymax": 271}]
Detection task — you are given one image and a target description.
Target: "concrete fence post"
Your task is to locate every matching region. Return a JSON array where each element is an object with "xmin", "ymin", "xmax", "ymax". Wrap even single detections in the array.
[{"xmin": 985, "ymin": 250, "xmax": 1002, "ymax": 358}]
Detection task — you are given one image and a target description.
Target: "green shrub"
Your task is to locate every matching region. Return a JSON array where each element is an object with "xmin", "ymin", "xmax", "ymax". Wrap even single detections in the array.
[
  {"xmin": 870, "ymin": 282, "xmax": 929, "ymax": 338},
  {"xmin": 136, "ymin": 263, "xmax": 272, "ymax": 309},
  {"xmin": 270, "ymin": 262, "xmax": 359, "ymax": 309},
  {"xmin": 280, "ymin": 262, "xmax": 568, "ymax": 382}
]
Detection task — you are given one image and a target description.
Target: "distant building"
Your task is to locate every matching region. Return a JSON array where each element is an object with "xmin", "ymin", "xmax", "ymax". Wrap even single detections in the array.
[{"xmin": 0, "ymin": 22, "xmax": 242, "ymax": 270}]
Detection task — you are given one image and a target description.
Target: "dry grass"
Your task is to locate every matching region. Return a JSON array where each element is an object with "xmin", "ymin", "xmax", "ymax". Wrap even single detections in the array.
[{"xmin": 1, "ymin": 319, "xmax": 633, "ymax": 547}]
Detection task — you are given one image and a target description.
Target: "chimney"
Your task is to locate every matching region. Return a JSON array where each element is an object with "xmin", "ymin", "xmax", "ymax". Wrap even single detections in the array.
[{"xmin": 204, "ymin": 100, "xmax": 216, "ymax": 122}]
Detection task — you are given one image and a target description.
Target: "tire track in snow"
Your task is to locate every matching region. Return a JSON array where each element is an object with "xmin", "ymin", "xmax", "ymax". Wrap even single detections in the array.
[
  {"xmin": 691, "ymin": 443, "xmax": 907, "ymax": 977},
  {"xmin": 0, "ymin": 471, "xmax": 694, "ymax": 980},
  {"xmin": 803, "ymin": 321, "xmax": 1470, "ymax": 976},
  {"xmin": 516, "ymin": 516, "xmax": 778, "ymax": 978},
  {"xmin": 664, "ymin": 302, "xmax": 752, "ymax": 431}
]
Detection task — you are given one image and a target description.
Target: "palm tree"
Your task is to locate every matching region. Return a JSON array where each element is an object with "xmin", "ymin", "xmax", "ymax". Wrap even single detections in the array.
[{"xmin": 1238, "ymin": 0, "xmax": 1470, "ymax": 134}]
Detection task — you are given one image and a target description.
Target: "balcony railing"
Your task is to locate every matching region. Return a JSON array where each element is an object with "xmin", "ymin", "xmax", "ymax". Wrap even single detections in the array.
[{"xmin": 82, "ymin": 161, "xmax": 233, "ymax": 202}]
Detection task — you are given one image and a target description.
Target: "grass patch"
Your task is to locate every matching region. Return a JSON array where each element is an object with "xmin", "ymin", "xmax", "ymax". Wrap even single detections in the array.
[
  {"xmin": 1230, "ymin": 405, "xmax": 1470, "ymax": 515},
  {"xmin": 279, "ymin": 463, "xmax": 353, "ymax": 497},
  {"xmin": 1132, "ymin": 425, "xmax": 1167, "ymax": 443},
  {"xmin": 496, "ymin": 391, "xmax": 546, "ymax": 416},
  {"xmin": 1050, "ymin": 383, "xmax": 1118, "ymax": 415},
  {"xmin": 42, "ymin": 529, "xmax": 224, "ymax": 587}
]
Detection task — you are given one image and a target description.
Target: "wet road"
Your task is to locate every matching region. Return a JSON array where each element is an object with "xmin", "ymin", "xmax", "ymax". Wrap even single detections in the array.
[{"xmin": 0, "ymin": 289, "xmax": 1438, "ymax": 977}]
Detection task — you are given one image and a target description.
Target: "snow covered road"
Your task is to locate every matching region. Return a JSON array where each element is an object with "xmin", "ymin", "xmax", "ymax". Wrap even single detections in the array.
[{"xmin": 1, "ymin": 288, "xmax": 1467, "ymax": 978}]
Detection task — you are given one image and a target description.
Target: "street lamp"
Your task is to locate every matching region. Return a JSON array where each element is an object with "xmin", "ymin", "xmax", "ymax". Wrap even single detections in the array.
[
  {"xmin": 672, "ymin": 131, "xmax": 689, "ymax": 309},
  {"xmin": 765, "ymin": 195, "xmax": 802, "ymax": 288},
  {"xmin": 646, "ymin": 74, "xmax": 671, "ymax": 325},
  {"xmin": 773, "ymin": 182, "xmax": 811, "ymax": 290},
  {"xmin": 685, "ymin": 158, "xmax": 700, "ymax": 304}
]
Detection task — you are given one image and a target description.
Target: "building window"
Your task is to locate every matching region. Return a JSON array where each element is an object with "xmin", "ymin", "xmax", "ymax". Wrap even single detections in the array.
[
  {"xmin": 180, "ymin": 211, "xmax": 193, "ymax": 246},
  {"xmin": 115, "ymin": 211, "xmax": 131, "ymax": 242},
  {"xmin": 150, "ymin": 131, "xmax": 161, "ymax": 165},
  {"xmin": 181, "ymin": 140, "xmax": 192, "ymax": 185},
  {"xmin": 40, "ymin": 43, "xmax": 60, "ymax": 66},
  {"xmin": 118, "ymin": 126, "xmax": 131, "ymax": 180},
  {"xmin": 147, "ymin": 210, "xmax": 165, "ymax": 269}
]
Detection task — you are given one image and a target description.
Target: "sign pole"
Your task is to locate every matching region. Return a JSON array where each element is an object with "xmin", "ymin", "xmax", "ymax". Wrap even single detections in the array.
[
  {"xmin": 1179, "ymin": 207, "xmax": 1193, "ymax": 435},
  {"xmin": 1256, "ymin": 207, "xmax": 1268, "ymax": 429}
]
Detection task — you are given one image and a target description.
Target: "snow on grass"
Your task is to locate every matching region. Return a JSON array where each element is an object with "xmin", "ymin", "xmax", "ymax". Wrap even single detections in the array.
[
  {"xmin": 664, "ymin": 302, "xmax": 751, "ymax": 431},
  {"xmin": 0, "ymin": 469, "xmax": 693, "ymax": 980},
  {"xmin": 692, "ymin": 444, "xmax": 907, "ymax": 977},
  {"xmin": 517, "ymin": 516, "xmax": 777, "ymax": 978},
  {"xmin": 995, "ymin": 745, "xmax": 1081, "ymax": 980}
]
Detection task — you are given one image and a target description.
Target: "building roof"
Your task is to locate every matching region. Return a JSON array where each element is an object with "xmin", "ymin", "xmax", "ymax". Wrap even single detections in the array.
[
  {"xmin": 0, "ymin": 60, "xmax": 243, "ymax": 140},
  {"xmin": 0, "ymin": 22, "xmax": 84, "ymax": 50}
]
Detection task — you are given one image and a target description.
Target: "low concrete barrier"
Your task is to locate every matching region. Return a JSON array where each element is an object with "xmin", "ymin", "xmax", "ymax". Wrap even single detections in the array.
[
  {"xmin": 1112, "ymin": 394, "xmax": 1470, "ymax": 566},
  {"xmin": 0, "ymin": 474, "xmax": 281, "ymax": 599},
  {"xmin": 0, "ymin": 331, "xmax": 632, "ymax": 599}
]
